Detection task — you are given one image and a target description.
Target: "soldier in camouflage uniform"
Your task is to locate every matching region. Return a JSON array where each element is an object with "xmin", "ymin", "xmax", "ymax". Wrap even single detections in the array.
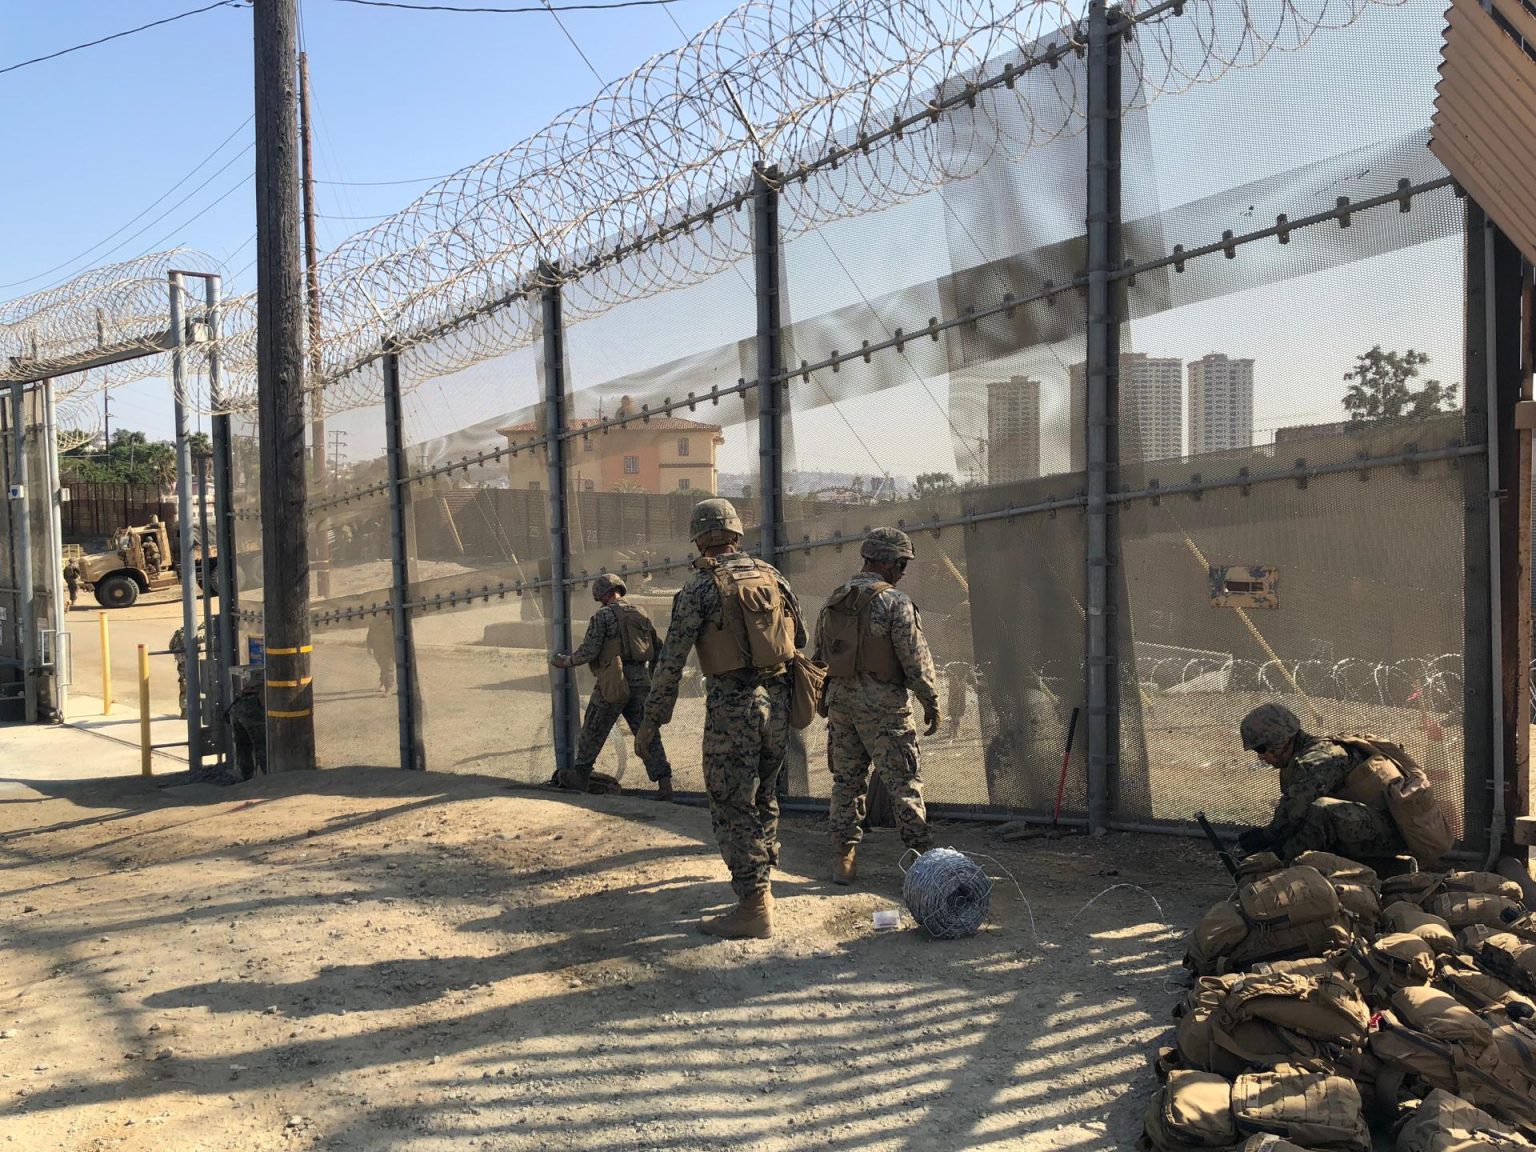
[
  {"xmin": 169, "ymin": 622, "xmax": 205, "ymax": 719},
  {"xmin": 636, "ymin": 498, "xmax": 806, "ymax": 939},
  {"xmin": 1235, "ymin": 702, "xmax": 1406, "ymax": 861},
  {"xmin": 815, "ymin": 528, "xmax": 940, "ymax": 885},
  {"xmin": 225, "ymin": 669, "xmax": 267, "ymax": 780},
  {"xmin": 550, "ymin": 573, "xmax": 673, "ymax": 799}
]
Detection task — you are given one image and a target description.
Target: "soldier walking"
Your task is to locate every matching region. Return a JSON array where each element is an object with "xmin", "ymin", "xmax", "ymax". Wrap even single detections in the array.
[
  {"xmin": 815, "ymin": 528, "xmax": 940, "ymax": 885},
  {"xmin": 550, "ymin": 573, "xmax": 673, "ymax": 799},
  {"xmin": 63, "ymin": 561, "xmax": 80, "ymax": 609},
  {"xmin": 635, "ymin": 499, "xmax": 805, "ymax": 939}
]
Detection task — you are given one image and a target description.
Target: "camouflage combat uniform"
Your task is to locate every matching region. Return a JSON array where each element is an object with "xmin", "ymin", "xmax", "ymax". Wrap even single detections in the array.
[
  {"xmin": 226, "ymin": 681, "xmax": 267, "ymax": 780},
  {"xmin": 1262, "ymin": 733, "xmax": 1404, "ymax": 860},
  {"xmin": 643, "ymin": 553, "xmax": 806, "ymax": 899},
  {"xmin": 816, "ymin": 571, "xmax": 939, "ymax": 852},
  {"xmin": 169, "ymin": 624, "xmax": 204, "ymax": 719},
  {"xmin": 570, "ymin": 602, "xmax": 670, "ymax": 782}
]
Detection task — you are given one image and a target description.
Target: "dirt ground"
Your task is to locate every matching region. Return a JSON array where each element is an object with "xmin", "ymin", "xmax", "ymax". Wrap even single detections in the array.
[{"xmin": 0, "ymin": 750, "xmax": 1231, "ymax": 1151}]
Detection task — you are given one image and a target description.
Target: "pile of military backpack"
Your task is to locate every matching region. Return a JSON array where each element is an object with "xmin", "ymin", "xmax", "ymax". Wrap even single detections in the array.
[{"xmin": 1142, "ymin": 850, "xmax": 1536, "ymax": 1151}]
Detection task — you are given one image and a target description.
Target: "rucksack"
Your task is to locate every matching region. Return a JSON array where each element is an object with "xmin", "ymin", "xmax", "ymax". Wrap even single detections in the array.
[
  {"xmin": 1385, "ymin": 872, "xmax": 1448, "ymax": 907},
  {"xmin": 1444, "ymin": 873, "xmax": 1526, "ymax": 902},
  {"xmin": 1396, "ymin": 1089, "xmax": 1535, "ymax": 1152},
  {"xmin": 1334, "ymin": 734, "xmax": 1453, "ymax": 866},
  {"xmin": 1294, "ymin": 853, "xmax": 1382, "ymax": 928},
  {"xmin": 1480, "ymin": 934, "xmax": 1536, "ymax": 999},
  {"xmin": 1340, "ymin": 933, "xmax": 1435, "ymax": 1005},
  {"xmin": 1186, "ymin": 865, "xmax": 1351, "ymax": 976},
  {"xmin": 611, "ymin": 602, "xmax": 656, "ymax": 665},
  {"xmin": 1384, "ymin": 901, "xmax": 1459, "ymax": 954},
  {"xmin": 693, "ymin": 555, "xmax": 799, "ymax": 676},
  {"xmin": 1429, "ymin": 893, "xmax": 1525, "ymax": 933},
  {"xmin": 1434, "ymin": 953, "xmax": 1536, "ymax": 1017},
  {"xmin": 816, "ymin": 580, "xmax": 905, "ymax": 684},
  {"xmin": 1142, "ymin": 1070, "xmax": 1238, "ymax": 1150},
  {"xmin": 1229, "ymin": 1064, "xmax": 1370, "ymax": 1151},
  {"xmin": 1208, "ymin": 971, "xmax": 1371, "ymax": 1071}
]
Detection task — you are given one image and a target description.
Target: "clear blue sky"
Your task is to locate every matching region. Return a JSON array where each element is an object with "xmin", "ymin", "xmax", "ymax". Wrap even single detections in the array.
[
  {"xmin": 0, "ymin": 0, "xmax": 744, "ymax": 438},
  {"xmin": 1, "ymin": 0, "xmax": 1464, "ymax": 477}
]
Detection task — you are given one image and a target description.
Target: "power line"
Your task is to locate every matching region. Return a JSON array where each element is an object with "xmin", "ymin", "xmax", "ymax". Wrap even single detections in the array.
[
  {"xmin": 0, "ymin": 116, "xmax": 254, "ymax": 292},
  {"xmin": 0, "ymin": 1, "xmax": 249, "ymax": 78},
  {"xmin": 538, "ymin": 0, "xmax": 604, "ymax": 83},
  {"xmin": 316, "ymin": 172, "xmax": 454, "ymax": 186},
  {"xmin": 330, "ymin": 0, "xmax": 678, "ymax": 11}
]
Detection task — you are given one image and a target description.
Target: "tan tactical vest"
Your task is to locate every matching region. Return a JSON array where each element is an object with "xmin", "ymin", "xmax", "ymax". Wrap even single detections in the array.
[
  {"xmin": 817, "ymin": 580, "xmax": 905, "ymax": 685},
  {"xmin": 609, "ymin": 601, "xmax": 655, "ymax": 665},
  {"xmin": 692, "ymin": 554, "xmax": 798, "ymax": 677}
]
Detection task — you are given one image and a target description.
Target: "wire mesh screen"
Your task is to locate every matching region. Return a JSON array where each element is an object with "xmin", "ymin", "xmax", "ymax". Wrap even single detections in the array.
[
  {"xmin": 306, "ymin": 396, "xmax": 400, "ymax": 771},
  {"xmin": 397, "ymin": 332, "xmax": 558, "ymax": 782},
  {"xmin": 559, "ymin": 248, "xmax": 761, "ymax": 794},
  {"xmin": 271, "ymin": 0, "xmax": 1489, "ymax": 844}
]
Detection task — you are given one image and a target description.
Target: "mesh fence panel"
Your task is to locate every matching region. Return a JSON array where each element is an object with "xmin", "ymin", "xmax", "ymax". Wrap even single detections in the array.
[{"xmin": 400, "ymin": 334, "xmax": 557, "ymax": 782}]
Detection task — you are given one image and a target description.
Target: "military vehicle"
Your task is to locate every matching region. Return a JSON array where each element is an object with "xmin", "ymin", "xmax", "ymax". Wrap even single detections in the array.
[{"xmin": 77, "ymin": 517, "xmax": 217, "ymax": 609}]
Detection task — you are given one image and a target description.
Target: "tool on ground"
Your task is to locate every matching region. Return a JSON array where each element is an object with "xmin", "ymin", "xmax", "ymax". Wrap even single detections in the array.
[
  {"xmin": 1195, "ymin": 810, "xmax": 1240, "ymax": 880},
  {"xmin": 1053, "ymin": 705, "xmax": 1081, "ymax": 826}
]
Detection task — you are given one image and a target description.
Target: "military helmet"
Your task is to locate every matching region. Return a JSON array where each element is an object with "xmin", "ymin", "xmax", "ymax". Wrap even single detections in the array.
[
  {"xmin": 592, "ymin": 573, "xmax": 627, "ymax": 600},
  {"xmin": 689, "ymin": 498, "xmax": 742, "ymax": 544},
  {"xmin": 1240, "ymin": 703, "xmax": 1301, "ymax": 752},
  {"xmin": 861, "ymin": 526, "xmax": 915, "ymax": 563}
]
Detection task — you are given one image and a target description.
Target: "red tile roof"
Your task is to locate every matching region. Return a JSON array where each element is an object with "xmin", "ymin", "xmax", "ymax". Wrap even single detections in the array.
[{"xmin": 497, "ymin": 415, "xmax": 723, "ymax": 435}]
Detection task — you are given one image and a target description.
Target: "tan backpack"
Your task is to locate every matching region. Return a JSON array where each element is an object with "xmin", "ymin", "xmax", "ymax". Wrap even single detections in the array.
[
  {"xmin": 1294, "ymin": 853, "xmax": 1382, "ymax": 928},
  {"xmin": 1479, "ymin": 934, "xmax": 1536, "ymax": 998},
  {"xmin": 611, "ymin": 602, "xmax": 656, "ymax": 666},
  {"xmin": 1428, "ymin": 893, "xmax": 1524, "ymax": 933},
  {"xmin": 1142, "ymin": 1070, "xmax": 1238, "ymax": 1150},
  {"xmin": 1341, "ymin": 933, "xmax": 1435, "ymax": 1005},
  {"xmin": 1208, "ymin": 971, "xmax": 1371, "ymax": 1070},
  {"xmin": 1443, "ymin": 873, "xmax": 1526, "ymax": 902},
  {"xmin": 1434, "ymin": 953, "xmax": 1536, "ymax": 1016},
  {"xmin": 1396, "ymin": 1089, "xmax": 1535, "ymax": 1152},
  {"xmin": 816, "ymin": 580, "xmax": 905, "ymax": 685},
  {"xmin": 1230, "ymin": 1064, "xmax": 1370, "ymax": 1151},
  {"xmin": 1386, "ymin": 872, "xmax": 1448, "ymax": 908},
  {"xmin": 1335, "ymin": 734, "xmax": 1453, "ymax": 866},
  {"xmin": 1186, "ymin": 866, "xmax": 1352, "ymax": 976},
  {"xmin": 693, "ymin": 555, "xmax": 799, "ymax": 676},
  {"xmin": 1384, "ymin": 902, "xmax": 1459, "ymax": 954}
]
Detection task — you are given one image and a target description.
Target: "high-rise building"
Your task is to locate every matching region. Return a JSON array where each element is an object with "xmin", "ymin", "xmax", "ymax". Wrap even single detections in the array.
[
  {"xmin": 1188, "ymin": 353, "xmax": 1255, "ymax": 455},
  {"xmin": 1070, "ymin": 354, "xmax": 1184, "ymax": 470},
  {"xmin": 986, "ymin": 376, "xmax": 1042, "ymax": 484}
]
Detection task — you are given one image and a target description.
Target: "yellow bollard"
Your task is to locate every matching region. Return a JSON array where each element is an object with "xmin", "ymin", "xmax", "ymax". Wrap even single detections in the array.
[
  {"xmin": 138, "ymin": 644, "xmax": 152, "ymax": 777},
  {"xmin": 99, "ymin": 613, "xmax": 112, "ymax": 715}
]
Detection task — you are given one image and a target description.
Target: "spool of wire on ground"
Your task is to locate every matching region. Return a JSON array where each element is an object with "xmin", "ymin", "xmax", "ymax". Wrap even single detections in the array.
[{"xmin": 902, "ymin": 847, "xmax": 992, "ymax": 939}]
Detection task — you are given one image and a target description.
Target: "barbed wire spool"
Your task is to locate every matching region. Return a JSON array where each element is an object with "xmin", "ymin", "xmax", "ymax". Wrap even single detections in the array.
[{"xmin": 902, "ymin": 846, "xmax": 992, "ymax": 939}]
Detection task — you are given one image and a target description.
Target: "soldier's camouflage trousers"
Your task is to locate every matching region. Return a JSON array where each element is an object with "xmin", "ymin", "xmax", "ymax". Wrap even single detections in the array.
[
  {"xmin": 1281, "ymin": 796, "xmax": 1404, "ymax": 861},
  {"xmin": 573, "ymin": 677, "xmax": 670, "ymax": 782},
  {"xmin": 702, "ymin": 673, "xmax": 789, "ymax": 899},
  {"xmin": 826, "ymin": 705, "xmax": 931, "ymax": 851}
]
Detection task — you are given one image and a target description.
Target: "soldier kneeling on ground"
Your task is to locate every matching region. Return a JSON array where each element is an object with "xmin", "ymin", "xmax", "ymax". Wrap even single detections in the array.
[
  {"xmin": 1234, "ymin": 702, "xmax": 1450, "ymax": 868},
  {"xmin": 225, "ymin": 669, "xmax": 267, "ymax": 781}
]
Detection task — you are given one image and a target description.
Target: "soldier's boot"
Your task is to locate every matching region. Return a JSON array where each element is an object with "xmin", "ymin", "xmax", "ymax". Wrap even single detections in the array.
[
  {"xmin": 557, "ymin": 765, "xmax": 592, "ymax": 792},
  {"xmin": 700, "ymin": 889, "xmax": 773, "ymax": 939},
  {"xmin": 832, "ymin": 845, "xmax": 857, "ymax": 886},
  {"xmin": 655, "ymin": 775, "xmax": 673, "ymax": 802}
]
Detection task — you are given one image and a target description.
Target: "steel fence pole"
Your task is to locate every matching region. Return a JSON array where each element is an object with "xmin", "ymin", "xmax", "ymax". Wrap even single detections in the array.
[
  {"xmin": 1083, "ymin": 0, "xmax": 1123, "ymax": 834},
  {"xmin": 542, "ymin": 268, "xmax": 579, "ymax": 774},
  {"xmin": 170, "ymin": 273, "xmax": 203, "ymax": 774},
  {"xmin": 1464, "ymin": 201, "xmax": 1496, "ymax": 854},
  {"xmin": 753, "ymin": 163, "xmax": 784, "ymax": 560},
  {"xmin": 383, "ymin": 342, "xmax": 424, "ymax": 770},
  {"xmin": 9, "ymin": 381, "xmax": 35, "ymax": 723},
  {"xmin": 206, "ymin": 275, "xmax": 239, "ymax": 768}
]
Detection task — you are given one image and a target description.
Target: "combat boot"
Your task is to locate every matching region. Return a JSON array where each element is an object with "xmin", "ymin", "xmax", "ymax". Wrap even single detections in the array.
[
  {"xmin": 557, "ymin": 766, "xmax": 591, "ymax": 792},
  {"xmin": 832, "ymin": 845, "xmax": 857, "ymax": 886},
  {"xmin": 700, "ymin": 889, "xmax": 773, "ymax": 939},
  {"xmin": 655, "ymin": 775, "xmax": 674, "ymax": 802}
]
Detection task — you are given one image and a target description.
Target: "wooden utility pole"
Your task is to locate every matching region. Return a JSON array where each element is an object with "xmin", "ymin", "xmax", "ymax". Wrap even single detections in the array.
[
  {"xmin": 253, "ymin": 0, "xmax": 316, "ymax": 771},
  {"xmin": 298, "ymin": 51, "xmax": 331, "ymax": 598}
]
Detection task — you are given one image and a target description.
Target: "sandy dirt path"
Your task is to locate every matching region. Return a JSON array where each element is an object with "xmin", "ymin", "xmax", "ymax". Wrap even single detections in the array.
[{"xmin": 0, "ymin": 726, "xmax": 1228, "ymax": 1151}]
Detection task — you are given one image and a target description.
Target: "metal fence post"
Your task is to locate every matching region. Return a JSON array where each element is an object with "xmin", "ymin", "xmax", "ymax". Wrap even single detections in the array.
[
  {"xmin": 41, "ymin": 375, "xmax": 66, "ymax": 720},
  {"xmin": 541, "ymin": 267, "xmax": 579, "ymax": 773},
  {"xmin": 169, "ymin": 273, "xmax": 203, "ymax": 774},
  {"xmin": 1463, "ymin": 201, "xmax": 1495, "ymax": 853},
  {"xmin": 10, "ymin": 381, "xmax": 36, "ymax": 723},
  {"xmin": 1083, "ymin": 0, "xmax": 1123, "ymax": 834},
  {"xmin": 382, "ymin": 342, "xmax": 424, "ymax": 770},
  {"xmin": 753, "ymin": 163, "xmax": 784, "ymax": 559},
  {"xmin": 206, "ymin": 274, "xmax": 239, "ymax": 768}
]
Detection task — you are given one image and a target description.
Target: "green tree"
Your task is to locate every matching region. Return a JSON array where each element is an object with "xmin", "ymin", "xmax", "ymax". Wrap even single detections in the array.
[
  {"xmin": 912, "ymin": 471, "xmax": 958, "ymax": 499},
  {"xmin": 61, "ymin": 428, "xmax": 178, "ymax": 485},
  {"xmin": 1342, "ymin": 346, "xmax": 1458, "ymax": 422}
]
